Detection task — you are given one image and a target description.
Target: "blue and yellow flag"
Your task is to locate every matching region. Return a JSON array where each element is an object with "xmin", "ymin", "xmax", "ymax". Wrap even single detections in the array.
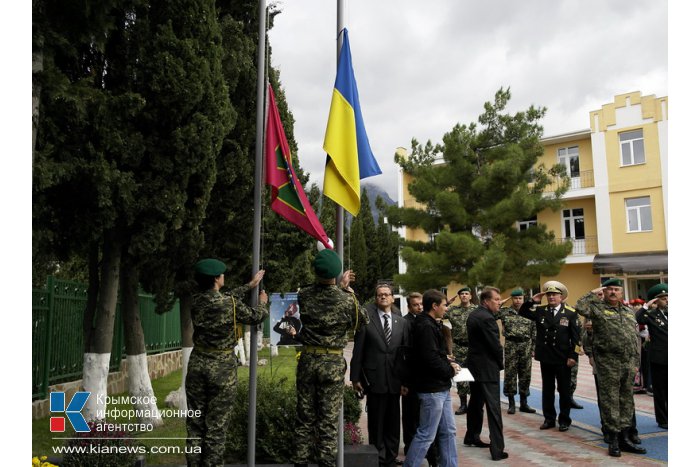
[{"xmin": 323, "ymin": 28, "xmax": 382, "ymax": 216}]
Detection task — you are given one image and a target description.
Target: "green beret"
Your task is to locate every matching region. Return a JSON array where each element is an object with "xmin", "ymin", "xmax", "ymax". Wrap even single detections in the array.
[
  {"xmin": 602, "ymin": 278, "xmax": 623, "ymax": 287},
  {"xmin": 647, "ymin": 283, "xmax": 668, "ymax": 301},
  {"xmin": 313, "ymin": 249, "xmax": 342, "ymax": 279},
  {"xmin": 194, "ymin": 258, "xmax": 227, "ymax": 277},
  {"xmin": 544, "ymin": 285, "xmax": 562, "ymax": 294},
  {"xmin": 458, "ymin": 287, "xmax": 471, "ymax": 294},
  {"xmin": 510, "ymin": 288, "xmax": 524, "ymax": 297}
]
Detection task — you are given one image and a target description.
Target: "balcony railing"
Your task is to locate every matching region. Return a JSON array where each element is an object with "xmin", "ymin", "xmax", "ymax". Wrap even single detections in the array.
[
  {"xmin": 545, "ymin": 170, "xmax": 595, "ymax": 193},
  {"xmin": 557, "ymin": 236, "xmax": 598, "ymax": 256}
]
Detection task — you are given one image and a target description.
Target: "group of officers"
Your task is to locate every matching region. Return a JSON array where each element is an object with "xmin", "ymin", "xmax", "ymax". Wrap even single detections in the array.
[{"xmin": 183, "ymin": 250, "xmax": 668, "ymax": 467}]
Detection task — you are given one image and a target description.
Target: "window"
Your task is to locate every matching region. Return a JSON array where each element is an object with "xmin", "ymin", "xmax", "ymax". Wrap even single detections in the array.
[
  {"xmin": 626, "ymin": 196, "xmax": 652, "ymax": 232},
  {"xmin": 518, "ymin": 217, "xmax": 537, "ymax": 232},
  {"xmin": 557, "ymin": 146, "xmax": 580, "ymax": 178},
  {"xmin": 562, "ymin": 208, "xmax": 585, "ymax": 239},
  {"xmin": 619, "ymin": 129, "xmax": 645, "ymax": 166}
]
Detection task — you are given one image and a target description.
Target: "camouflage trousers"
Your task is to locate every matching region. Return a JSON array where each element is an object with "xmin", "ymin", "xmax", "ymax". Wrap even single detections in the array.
[
  {"xmin": 293, "ymin": 353, "xmax": 346, "ymax": 467},
  {"xmin": 453, "ymin": 345, "xmax": 470, "ymax": 397},
  {"xmin": 596, "ymin": 354, "xmax": 636, "ymax": 433},
  {"xmin": 503, "ymin": 340, "xmax": 532, "ymax": 397},
  {"xmin": 570, "ymin": 361, "xmax": 579, "ymax": 394},
  {"xmin": 185, "ymin": 350, "xmax": 238, "ymax": 467}
]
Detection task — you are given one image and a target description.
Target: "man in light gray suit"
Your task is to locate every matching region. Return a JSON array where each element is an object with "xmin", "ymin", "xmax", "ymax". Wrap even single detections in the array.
[{"xmin": 351, "ymin": 283, "xmax": 410, "ymax": 467}]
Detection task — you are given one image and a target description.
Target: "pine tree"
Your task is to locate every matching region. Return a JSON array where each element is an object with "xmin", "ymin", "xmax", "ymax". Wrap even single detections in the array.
[{"xmin": 388, "ymin": 88, "xmax": 571, "ymax": 292}]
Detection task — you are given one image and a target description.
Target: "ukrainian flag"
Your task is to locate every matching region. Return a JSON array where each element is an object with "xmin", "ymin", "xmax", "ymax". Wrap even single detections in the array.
[{"xmin": 323, "ymin": 28, "xmax": 382, "ymax": 216}]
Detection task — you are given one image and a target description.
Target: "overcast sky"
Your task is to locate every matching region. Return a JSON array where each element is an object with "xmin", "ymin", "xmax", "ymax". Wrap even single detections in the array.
[{"xmin": 267, "ymin": 0, "xmax": 668, "ymax": 200}]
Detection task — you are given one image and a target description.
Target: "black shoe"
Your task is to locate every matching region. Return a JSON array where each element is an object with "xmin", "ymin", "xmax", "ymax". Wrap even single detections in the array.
[
  {"xmin": 455, "ymin": 404, "xmax": 467, "ymax": 415},
  {"xmin": 464, "ymin": 437, "xmax": 490, "ymax": 448},
  {"xmin": 558, "ymin": 424, "xmax": 570, "ymax": 432},
  {"xmin": 507, "ymin": 395, "xmax": 516, "ymax": 414},
  {"xmin": 519, "ymin": 404, "xmax": 536, "ymax": 413},
  {"xmin": 603, "ymin": 431, "xmax": 612, "ymax": 444},
  {"xmin": 608, "ymin": 438, "xmax": 621, "ymax": 457},
  {"xmin": 629, "ymin": 432, "xmax": 642, "ymax": 445},
  {"xmin": 619, "ymin": 436, "xmax": 647, "ymax": 454},
  {"xmin": 492, "ymin": 452, "xmax": 509, "ymax": 461},
  {"xmin": 570, "ymin": 397, "xmax": 583, "ymax": 409},
  {"xmin": 540, "ymin": 420, "xmax": 556, "ymax": 430}
]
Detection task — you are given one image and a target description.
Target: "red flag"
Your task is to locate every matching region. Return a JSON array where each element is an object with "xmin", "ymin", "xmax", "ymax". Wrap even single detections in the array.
[{"xmin": 265, "ymin": 84, "xmax": 332, "ymax": 249}]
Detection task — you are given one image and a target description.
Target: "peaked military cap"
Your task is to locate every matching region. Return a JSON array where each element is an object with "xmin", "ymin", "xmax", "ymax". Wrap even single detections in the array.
[
  {"xmin": 510, "ymin": 288, "xmax": 525, "ymax": 296},
  {"xmin": 602, "ymin": 278, "xmax": 623, "ymax": 287},
  {"xmin": 647, "ymin": 283, "xmax": 668, "ymax": 301},
  {"xmin": 313, "ymin": 249, "xmax": 342, "ymax": 279},
  {"xmin": 194, "ymin": 258, "xmax": 227, "ymax": 276},
  {"xmin": 458, "ymin": 287, "xmax": 471, "ymax": 294},
  {"xmin": 544, "ymin": 285, "xmax": 563, "ymax": 294}
]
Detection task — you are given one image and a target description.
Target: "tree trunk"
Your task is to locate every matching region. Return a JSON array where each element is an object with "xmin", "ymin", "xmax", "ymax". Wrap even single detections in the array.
[
  {"xmin": 121, "ymin": 259, "xmax": 163, "ymax": 426},
  {"xmin": 166, "ymin": 291, "xmax": 195, "ymax": 410},
  {"xmin": 83, "ymin": 242, "xmax": 99, "ymax": 352},
  {"xmin": 83, "ymin": 230, "xmax": 120, "ymax": 421},
  {"xmin": 32, "ymin": 42, "xmax": 43, "ymax": 163}
]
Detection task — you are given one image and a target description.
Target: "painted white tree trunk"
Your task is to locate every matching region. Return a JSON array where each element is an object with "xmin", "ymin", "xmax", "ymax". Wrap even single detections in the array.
[
  {"xmin": 126, "ymin": 354, "xmax": 163, "ymax": 427},
  {"xmin": 82, "ymin": 353, "xmax": 111, "ymax": 421},
  {"xmin": 178, "ymin": 346, "xmax": 193, "ymax": 410},
  {"xmin": 243, "ymin": 327, "xmax": 251, "ymax": 364},
  {"xmin": 235, "ymin": 337, "xmax": 247, "ymax": 366}
]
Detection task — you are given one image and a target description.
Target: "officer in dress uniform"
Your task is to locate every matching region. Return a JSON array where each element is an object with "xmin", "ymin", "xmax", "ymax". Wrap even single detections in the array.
[
  {"xmin": 519, "ymin": 283, "xmax": 580, "ymax": 432},
  {"xmin": 637, "ymin": 283, "xmax": 668, "ymax": 429}
]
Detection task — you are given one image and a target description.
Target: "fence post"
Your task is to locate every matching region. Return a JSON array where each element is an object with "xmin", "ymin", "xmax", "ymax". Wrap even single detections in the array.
[{"xmin": 41, "ymin": 276, "xmax": 55, "ymax": 399}]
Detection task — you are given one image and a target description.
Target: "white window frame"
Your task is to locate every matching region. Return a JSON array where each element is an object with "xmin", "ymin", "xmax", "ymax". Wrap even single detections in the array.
[
  {"xmin": 557, "ymin": 146, "xmax": 580, "ymax": 178},
  {"xmin": 518, "ymin": 217, "xmax": 537, "ymax": 231},
  {"xmin": 625, "ymin": 196, "xmax": 652, "ymax": 232},
  {"xmin": 619, "ymin": 129, "xmax": 646, "ymax": 166}
]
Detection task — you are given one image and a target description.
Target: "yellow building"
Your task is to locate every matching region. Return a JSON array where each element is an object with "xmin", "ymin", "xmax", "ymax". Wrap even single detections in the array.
[{"xmin": 397, "ymin": 91, "xmax": 668, "ymax": 307}]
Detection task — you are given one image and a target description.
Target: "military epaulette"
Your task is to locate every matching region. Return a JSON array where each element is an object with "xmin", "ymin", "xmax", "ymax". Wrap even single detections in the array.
[{"xmin": 563, "ymin": 304, "xmax": 577, "ymax": 313}]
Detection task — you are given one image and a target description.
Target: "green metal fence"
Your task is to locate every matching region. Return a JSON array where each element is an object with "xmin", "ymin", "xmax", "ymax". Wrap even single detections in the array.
[{"xmin": 32, "ymin": 276, "xmax": 182, "ymax": 400}]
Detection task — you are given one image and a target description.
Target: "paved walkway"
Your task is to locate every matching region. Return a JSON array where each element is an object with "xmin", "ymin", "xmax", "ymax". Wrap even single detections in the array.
[{"xmin": 344, "ymin": 345, "xmax": 667, "ymax": 466}]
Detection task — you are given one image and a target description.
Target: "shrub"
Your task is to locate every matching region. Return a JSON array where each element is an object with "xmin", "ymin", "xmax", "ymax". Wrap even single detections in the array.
[
  {"xmin": 225, "ymin": 379, "xmax": 364, "ymax": 463},
  {"xmin": 62, "ymin": 421, "xmax": 141, "ymax": 467}
]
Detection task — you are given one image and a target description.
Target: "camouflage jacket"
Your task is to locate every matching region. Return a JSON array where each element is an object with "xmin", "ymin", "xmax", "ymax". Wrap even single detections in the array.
[
  {"xmin": 576, "ymin": 292, "xmax": 639, "ymax": 360},
  {"xmin": 191, "ymin": 284, "xmax": 269, "ymax": 351},
  {"xmin": 297, "ymin": 283, "xmax": 369, "ymax": 349},
  {"xmin": 445, "ymin": 304, "xmax": 476, "ymax": 347},
  {"xmin": 495, "ymin": 306, "xmax": 535, "ymax": 343}
]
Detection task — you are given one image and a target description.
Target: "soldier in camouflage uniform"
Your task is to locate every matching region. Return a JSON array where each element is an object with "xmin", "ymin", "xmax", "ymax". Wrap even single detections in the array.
[
  {"xmin": 445, "ymin": 287, "xmax": 476, "ymax": 416},
  {"xmin": 576, "ymin": 278, "xmax": 646, "ymax": 457},
  {"xmin": 293, "ymin": 249, "xmax": 369, "ymax": 467},
  {"xmin": 186, "ymin": 259, "xmax": 269, "ymax": 467},
  {"xmin": 495, "ymin": 288, "xmax": 536, "ymax": 414}
]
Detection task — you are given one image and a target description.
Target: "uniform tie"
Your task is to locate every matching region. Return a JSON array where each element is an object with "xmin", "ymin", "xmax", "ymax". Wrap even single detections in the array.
[{"xmin": 383, "ymin": 314, "xmax": 392, "ymax": 345}]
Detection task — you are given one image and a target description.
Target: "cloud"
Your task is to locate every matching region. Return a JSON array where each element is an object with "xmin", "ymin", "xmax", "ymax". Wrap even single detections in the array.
[{"xmin": 268, "ymin": 0, "xmax": 668, "ymax": 200}]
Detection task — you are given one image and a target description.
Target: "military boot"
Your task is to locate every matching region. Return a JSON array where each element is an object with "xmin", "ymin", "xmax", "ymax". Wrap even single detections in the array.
[
  {"xmin": 608, "ymin": 434, "xmax": 621, "ymax": 457},
  {"xmin": 507, "ymin": 395, "xmax": 516, "ymax": 414},
  {"xmin": 455, "ymin": 394, "xmax": 468, "ymax": 415},
  {"xmin": 628, "ymin": 428, "xmax": 642, "ymax": 445},
  {"xmin": 519, "ymin": 395, "xmax": 536, "ymax": 413},
  {"xmin": 619, "ymin": 429, "xmax": 647, "ymax": 454}
]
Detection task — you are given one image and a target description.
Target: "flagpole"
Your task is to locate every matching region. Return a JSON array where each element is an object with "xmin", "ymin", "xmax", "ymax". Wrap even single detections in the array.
[
  {"xmin": 248, "ymin": 0, "xmax": 267, "ymax": 465},
  {"xmin": 336, "ymin": 2, "xmax": 345, "ymax": 466}
]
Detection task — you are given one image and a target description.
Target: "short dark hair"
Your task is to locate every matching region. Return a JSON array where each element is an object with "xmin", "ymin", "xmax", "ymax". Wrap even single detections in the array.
[
  {"xmin": 479, "ymin": 286, "xmax": 500, "ymax": 303},
  {"xmin": 195, "ymin": 273, "xmax": 218, "ymax": 291},
  {"xmin": 375, "ymin": 283, "xmax": 393, "ymax": 295},
  {"xmin": 422, "ymin": 289, "xmax": 446, "ymax": 312}
]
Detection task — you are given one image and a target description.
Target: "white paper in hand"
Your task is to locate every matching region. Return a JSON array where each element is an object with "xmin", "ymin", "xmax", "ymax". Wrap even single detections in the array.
[{"xmin": 453, "ymin": 368, "xmax": 475, "ymax": 383}]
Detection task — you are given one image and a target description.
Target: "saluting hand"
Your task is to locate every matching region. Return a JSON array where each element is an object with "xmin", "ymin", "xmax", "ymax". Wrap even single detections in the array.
[{"xmin": 249, "ymin": 270, "xmax": 265, "ymax": 288}]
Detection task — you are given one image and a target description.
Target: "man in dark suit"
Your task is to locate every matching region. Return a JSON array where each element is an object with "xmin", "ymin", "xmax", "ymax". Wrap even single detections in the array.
[
  {"xmin": 520, "ymin": 284, "xmax": 580, "ymax": 432},
  {"xmin": 465, "ymin": 286, "xmax": 508, "ymax": 461},
  {"xmin": 351, "ymin": 284, "xmax": 410, "ymax": 467}
]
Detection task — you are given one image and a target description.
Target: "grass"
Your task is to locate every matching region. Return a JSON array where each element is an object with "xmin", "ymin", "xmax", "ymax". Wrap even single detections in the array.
[{"xmin": 32, "ymin": 346, "xmax": 300, "ymax": 465}]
